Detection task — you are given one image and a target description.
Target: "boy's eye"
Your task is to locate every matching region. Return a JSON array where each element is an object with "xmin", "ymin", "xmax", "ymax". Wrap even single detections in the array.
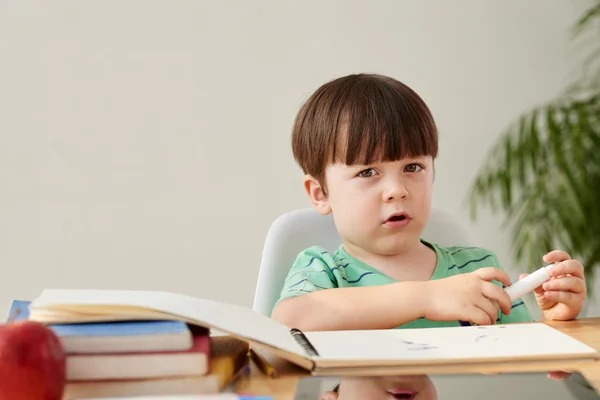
[
  {"xmin": 358, "ymin": 168, "xmax": 377, "ymax": 178},
  {"xmin": 404, "ymin": 164, "xmax": 423, "ymax": 173}
]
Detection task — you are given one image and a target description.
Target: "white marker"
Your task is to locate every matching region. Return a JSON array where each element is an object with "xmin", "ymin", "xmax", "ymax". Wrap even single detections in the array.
[{"xmin": 504, "ymin": 263, "xmax": 557, "ymax": 301}]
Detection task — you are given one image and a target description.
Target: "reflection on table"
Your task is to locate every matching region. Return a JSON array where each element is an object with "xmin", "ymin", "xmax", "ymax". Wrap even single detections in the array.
[{"xmin": 293, "ymin": 371, "xmax": 600, "ymax": 400}]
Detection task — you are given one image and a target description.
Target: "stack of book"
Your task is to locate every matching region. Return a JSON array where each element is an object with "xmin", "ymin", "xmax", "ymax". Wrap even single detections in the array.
[
  {"xmin": 6, "ymin": 300, "xmax": 249, "ymax": 399},
  {"xmin": 25, "ymin": 288, "xmax": 600, "ymax": 377}
]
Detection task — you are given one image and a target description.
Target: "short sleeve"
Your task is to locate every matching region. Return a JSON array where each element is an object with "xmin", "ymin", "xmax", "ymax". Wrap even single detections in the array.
[{"xmin": 276, "ymin": 246, "xmax": 338, "ymax": 304}]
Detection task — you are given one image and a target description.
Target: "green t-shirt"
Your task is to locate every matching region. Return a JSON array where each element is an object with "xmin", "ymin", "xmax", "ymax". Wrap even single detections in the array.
[{"xmin": 276, "ymin": 240, "xmax": 534, "ymax": 328}]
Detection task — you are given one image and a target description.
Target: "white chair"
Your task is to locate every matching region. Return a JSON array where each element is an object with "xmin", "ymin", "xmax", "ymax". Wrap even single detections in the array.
[{"xmin": 252, "ymin": 207, "xmax": 477, "ymax": 317}]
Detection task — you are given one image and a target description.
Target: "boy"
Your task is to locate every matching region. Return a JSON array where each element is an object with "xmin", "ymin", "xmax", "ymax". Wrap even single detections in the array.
[{"xmin": 271, "ymin": 73, "xmax": 586, "ymax": 335}]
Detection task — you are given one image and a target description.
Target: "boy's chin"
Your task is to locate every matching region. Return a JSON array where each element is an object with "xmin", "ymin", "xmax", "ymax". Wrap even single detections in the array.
[
  {"xmin": 377, "ymin": 235, "xmax": 424, "ymax": 252},
  {"xmin": 344, "ymin": 230, "xmax": 423, "ymax": 255}
]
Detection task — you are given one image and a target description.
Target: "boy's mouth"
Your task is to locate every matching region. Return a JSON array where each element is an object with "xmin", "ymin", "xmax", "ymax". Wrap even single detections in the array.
[
  {"xmin": 384, "ymin": 212, "xmax": 410, "ymax": 223},
  {"xmin": 387, "ymin": 389, "xmax": 416, "ymax": 399}
]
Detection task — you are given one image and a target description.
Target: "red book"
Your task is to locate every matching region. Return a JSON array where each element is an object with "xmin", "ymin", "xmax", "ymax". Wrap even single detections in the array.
[{"xmin": 66, "ymin": 332, "xmax": 210, "ymax": 381}]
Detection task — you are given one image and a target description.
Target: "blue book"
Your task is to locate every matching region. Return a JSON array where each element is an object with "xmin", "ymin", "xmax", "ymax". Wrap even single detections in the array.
[{"xmin": 6, "ymin": 300, "xmax": 193, "ymax": 354}]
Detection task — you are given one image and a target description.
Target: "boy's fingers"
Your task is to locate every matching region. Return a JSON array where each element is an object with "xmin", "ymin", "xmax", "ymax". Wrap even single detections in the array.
[
  {"xmin": 475, "ymin": 267, "xmax": 511, "ymax": 287},
  {"xmin": 547, "ymin": 371, "xmax": 572, "ymax": 380},
  {"xmin": 476, "ymin": 297, "xmax": 500, "ymax": 323},
  {"xmin": 483, "ymin": 283, "xmax": 511, "ymax": 315},
  {"xmin": 543, "ymin": 291, "xmax": 581, "ymax": 307},
  {"xmin": 548, "ymin": 260, "xmax": 585, "ymax": 279},
  {"xmin": 319, "ymin": 391, "xmax": 339, "ymax": 400},
  {"xmin": 465, "ymin": 306, "xmax": 493, "ymax": 326},
  {"xmin": 542, "ymin": 276, "xmax": 586, "ymax": 294},
  {"xmin": 543, "ymin": 250, "xmax": 571, "ymax": 264}
]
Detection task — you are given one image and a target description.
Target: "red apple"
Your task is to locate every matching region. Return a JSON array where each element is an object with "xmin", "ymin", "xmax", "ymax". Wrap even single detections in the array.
[{"xmin": 0, "ymin": 320, "xmax": 66, "ymax": 400}]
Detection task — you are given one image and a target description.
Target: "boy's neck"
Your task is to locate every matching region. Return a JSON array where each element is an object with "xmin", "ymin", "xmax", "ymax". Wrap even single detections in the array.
[{"xmin": 342, "ymin": 240, "xmax": 437, "ymax": 282}]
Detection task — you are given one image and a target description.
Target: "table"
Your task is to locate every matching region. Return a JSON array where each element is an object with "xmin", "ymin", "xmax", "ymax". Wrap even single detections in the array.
[{"xmin": 234, "ymin": 318, "xmax": 600, "ymax": 400}]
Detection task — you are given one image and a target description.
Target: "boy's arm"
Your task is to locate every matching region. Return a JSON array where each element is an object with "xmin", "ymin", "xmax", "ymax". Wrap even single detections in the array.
[
  {"xmin": 271, "ymin": 247, "xmax": 427, "ymax": 331},
  {"xmin": 271, "ymin": 282, "xmax": 428, "ymax": 331},
  {"xmin": 272, "ymin": 247, "xmax": 514, "ymax": 331}
]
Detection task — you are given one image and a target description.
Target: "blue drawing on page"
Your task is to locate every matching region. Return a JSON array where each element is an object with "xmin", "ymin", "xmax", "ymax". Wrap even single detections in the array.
[
  {"xmin": 400, "ymin": 339, "xmax": 437, "ymax": 351},
  {"xmin": 473, "ymin": 326, "xmax": 504, "ymax": 343},
  {"xmin": 475, "ymin": 334, "xmax": 491, "ymax": 342}
]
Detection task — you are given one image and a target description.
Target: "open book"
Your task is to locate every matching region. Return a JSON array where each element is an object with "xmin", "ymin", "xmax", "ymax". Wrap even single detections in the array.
[{"xmin": 28, "ymin": 289, "xmax": 599, "ymax": 375}]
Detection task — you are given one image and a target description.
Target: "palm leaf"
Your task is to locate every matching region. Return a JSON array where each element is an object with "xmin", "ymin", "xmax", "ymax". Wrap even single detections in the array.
[
  {"xmin": 468, "ymin": 97, "xmax": 600, "ymax": 296},
  {"xmin": 468, "ymin": 2, "xmax": 600, "ymax": 298},
  {"xmin": 572, "ymin": 0, "xmax": 600, "ymax": 38}
]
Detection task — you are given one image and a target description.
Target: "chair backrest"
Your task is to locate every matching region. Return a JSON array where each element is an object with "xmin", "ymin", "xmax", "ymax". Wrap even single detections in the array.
[{"xmin": 252, "ymin": 207, "xmax": 477, "ymax": 317}]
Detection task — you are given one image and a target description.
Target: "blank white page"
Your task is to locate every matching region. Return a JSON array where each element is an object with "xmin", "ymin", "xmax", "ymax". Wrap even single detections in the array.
[{"xmin": 304, "ymin": 323, "xmax": 597, "ymax": 363}]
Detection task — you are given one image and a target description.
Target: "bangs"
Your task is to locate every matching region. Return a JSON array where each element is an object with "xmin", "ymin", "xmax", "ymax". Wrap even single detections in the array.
[
  {"xmin": 291, "ymin": 73, "xmax": 438, "ymax": 185},
  {"xmin": 330, "ymin": 75, "xmax": 438, "ymax": 166}
]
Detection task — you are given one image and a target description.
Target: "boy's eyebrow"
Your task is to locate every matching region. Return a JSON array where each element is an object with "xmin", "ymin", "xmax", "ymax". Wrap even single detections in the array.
[{"xmin": 348, "ymin": 156, "xmax": 430, "ymax": 166}]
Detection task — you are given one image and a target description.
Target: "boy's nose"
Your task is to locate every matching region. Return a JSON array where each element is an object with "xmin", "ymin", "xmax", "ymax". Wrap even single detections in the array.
[{"xmin": 383, "ymin": 183, "xmax": 409, "ymax": 202}]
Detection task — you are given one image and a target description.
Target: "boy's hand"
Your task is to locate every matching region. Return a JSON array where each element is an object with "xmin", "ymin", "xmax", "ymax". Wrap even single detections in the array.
[
  {"xmin": 522, "ymin": 250, "xmax": 586, "ymax": 321},
  {"xmin": 424, "ymin": 267, "xmax": 513, "ymax": 325},
  {"xmin": 520, "ymin": 250, "xmax": 585, "ymax": 383}
]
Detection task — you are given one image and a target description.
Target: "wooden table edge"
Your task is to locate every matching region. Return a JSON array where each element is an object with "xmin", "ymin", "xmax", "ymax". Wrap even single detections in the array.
[{"xmin": 234, "ymin": 318, "xmax": 600, "ymax": 399}]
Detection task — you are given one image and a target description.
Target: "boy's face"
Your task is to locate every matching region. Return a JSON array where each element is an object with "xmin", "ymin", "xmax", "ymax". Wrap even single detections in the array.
[
  {"xmin": 305, "ymin": 156, "xmax": 434, "ymax": 256},
  {"xmin": 320, "ymin": 375, "xmax": 438, "ymax": 400}
]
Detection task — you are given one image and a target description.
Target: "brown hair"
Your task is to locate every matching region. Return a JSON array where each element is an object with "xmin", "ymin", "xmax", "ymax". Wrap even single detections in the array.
[{"xmin": 291, "ymin": 73, "xmax": 438, "ymax": 187}]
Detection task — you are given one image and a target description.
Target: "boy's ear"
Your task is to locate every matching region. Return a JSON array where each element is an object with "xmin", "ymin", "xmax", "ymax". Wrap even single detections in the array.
[{"xmin": 303, "ymin": 174, "xmax": 332, "ymax": 215}]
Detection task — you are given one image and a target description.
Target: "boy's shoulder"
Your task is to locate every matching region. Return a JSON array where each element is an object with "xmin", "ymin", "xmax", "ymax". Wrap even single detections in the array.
[
  {"xmin": 277, "ymin": 246, "xmax": 348, "ymax": 303},
  {"xmin": 435, "ymin": 244, "xmax": 499, "ymax": 259},
  {"xmin": 429, "ymin": 243, "xmax": 502, "ymax": 272},
  {"xmin": 292, "ymin": 245, "xmax": 344, "ymax": 268}
]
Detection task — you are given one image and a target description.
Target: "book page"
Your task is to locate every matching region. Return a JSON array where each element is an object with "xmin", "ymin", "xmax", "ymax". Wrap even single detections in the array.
[
  {"xmin": 31, "ymin": 289, "xmax": 305, "ymax": 359},
  {"xmin": 304, "ymin": 323, "xmax": 597, "ymax": 365}
]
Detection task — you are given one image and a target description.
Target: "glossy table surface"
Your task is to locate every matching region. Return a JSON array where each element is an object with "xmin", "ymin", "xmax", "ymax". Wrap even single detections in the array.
[{"xmin": 235, "ymin": 318, "xmax": 600, "ymax": 400}]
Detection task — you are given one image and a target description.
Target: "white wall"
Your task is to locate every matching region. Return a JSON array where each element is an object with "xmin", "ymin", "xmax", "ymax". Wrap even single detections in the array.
[{"xmin": 1, "ymin": 0, "xmax": 597, "ymax": 321}]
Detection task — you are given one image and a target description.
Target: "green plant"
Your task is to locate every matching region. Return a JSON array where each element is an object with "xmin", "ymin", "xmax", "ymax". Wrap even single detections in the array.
[{"xmin": 467, "ymin": 1, "xmax": 600, "ymax": 295}]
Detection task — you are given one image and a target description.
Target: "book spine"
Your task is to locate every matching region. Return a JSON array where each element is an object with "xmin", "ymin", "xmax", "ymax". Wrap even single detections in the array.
[{"xmin": 290, "ymin": 328, "xmax": 319, "ymax": 357}]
